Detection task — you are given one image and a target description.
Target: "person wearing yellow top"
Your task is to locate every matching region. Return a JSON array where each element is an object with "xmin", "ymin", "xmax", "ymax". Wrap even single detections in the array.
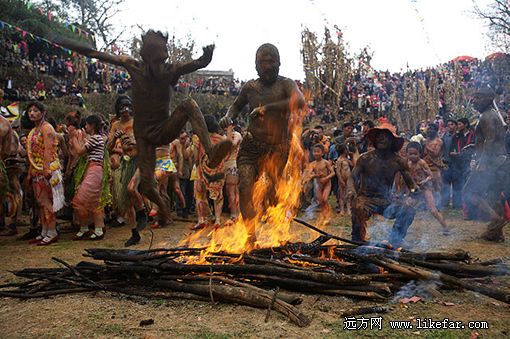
[{"xmin": 25, "ymin": 101, "xmax": 63, "ymax": 246}]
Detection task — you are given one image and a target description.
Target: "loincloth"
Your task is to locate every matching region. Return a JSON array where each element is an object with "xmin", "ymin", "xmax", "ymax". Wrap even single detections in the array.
[
  {"xmin": 465, "ymin": 155, "xmax": 507, "ymax": 195},
  {"xmin": 134, "ymin": 117, "xmax": 171, "ymax": 146},
  {"xmin": 0, "ymin": 160, "xmax": 8, "ymax": 198},
  {"xmin": 424, "ymin": 155, "xmax": 445, "ymax": 192},
  {"xmin": 118, "ymin": 156, "xmax": 138, "ymax": 208},
  {"xmin": 225, "ymin": 166, "xmax": 239, "ymax": 177},
  {"xmin": 353, "ymin": 195, "xmax": 391, "ymax": 214},
  {"xmin": 237, "ymin": 132, "xmax": 289, "ymax": 168}
]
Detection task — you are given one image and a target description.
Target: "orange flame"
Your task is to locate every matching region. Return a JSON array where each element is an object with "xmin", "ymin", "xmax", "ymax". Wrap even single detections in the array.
[{"xmin": 179, "ymin": 91, "xmax": 311, "ymax": 256}]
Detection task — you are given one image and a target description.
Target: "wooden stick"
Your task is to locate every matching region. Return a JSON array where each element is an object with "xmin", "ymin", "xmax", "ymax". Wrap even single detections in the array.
[
  {"xmin": 243, "ymin": 254, "xmax": 308, "ymax": 270},
  {"xmin": 126, "ymin": 262, "xmax": 371, "ymax": 286},
  {"xmin": 293, "ymin": 218, "xmax": 363, "ymax": 246},
  {"xmin": 149, "ymin": 279, "xmax": 311, "ymax": 327},
  {"xmin": 293, "ymin": 218, "xmax": 409, "ymax": 252},
  {"xmin": 265, "ymin": 287, "xmax": 280, "ymax": 322},
  {"xmin": 398, "ymin": 258, "xmax": 509, "ymax": 277},
  {"xmin": 0, "ymin": 287, "xmax": 93, "ymax": 298},
  {"xmin": 355, "ymin": 254, "xmax": 510, "ymax": 304}
]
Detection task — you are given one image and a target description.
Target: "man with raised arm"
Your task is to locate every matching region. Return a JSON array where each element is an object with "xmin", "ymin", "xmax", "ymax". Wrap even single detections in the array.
[
  {"xmin": 219, "ymin": 43, "xmax": 305, "ymax": 245},
  {"xmin": 53, "ymin": 30, "xmax": 232, "ymax": 227}
]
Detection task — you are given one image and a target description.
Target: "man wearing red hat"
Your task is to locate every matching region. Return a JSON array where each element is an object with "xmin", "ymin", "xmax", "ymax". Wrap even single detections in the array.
[{"xmin": 347, "ymin": 120, "xmax": 419, "ymax": 248}]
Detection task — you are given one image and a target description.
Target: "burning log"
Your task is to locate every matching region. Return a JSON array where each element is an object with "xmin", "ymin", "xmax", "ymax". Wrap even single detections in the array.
[
  {"xmin": 287, "ymin": 254, "xmax": 356, "ymax": 270},
  {"xmin": 284, "ymin": 235, "xmax": 332, "ymax": 254},
  {"xmin": 143, "ymin": 275, "xmax": 303, "ymax": 306},
  {"xmin": 84, "ymin": 248, "xmax": 204, "ymax": 262},
  {"xmin": 2, "ymin": 242, "xmax": 509, "ymax": 327},
  {"xmin": 293, "ymin": 218, "xmax": 409, "ymax": 252},
  {"xmin": 110, "ymin": 262, "xmax": 372, "ymax": 286},
  {"xmin": 476, "ymin": 258, "xmax": 507, "ymax": 266},
  {"xmin": 242, "ymin": 254, "xmax": 309, "ymax": 270}
]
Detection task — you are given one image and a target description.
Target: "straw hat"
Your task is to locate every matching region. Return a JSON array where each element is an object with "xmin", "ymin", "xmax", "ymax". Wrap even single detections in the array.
[{"xmin": 366, "ymin": 118, "xmax": 404, "ymax": 152}]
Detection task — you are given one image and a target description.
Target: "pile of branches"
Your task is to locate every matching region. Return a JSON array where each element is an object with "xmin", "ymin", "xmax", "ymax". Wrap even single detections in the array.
[{"xmin": 1, "ymin": 220, "xmax": 509, "ymax": 327}]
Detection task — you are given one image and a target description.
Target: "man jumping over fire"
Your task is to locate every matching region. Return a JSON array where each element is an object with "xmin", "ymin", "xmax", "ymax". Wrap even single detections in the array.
[
  {"xmin": 52, "ymin": 30, "xmax": 233, "ymax": 236},
  {"xmin": 219, "ymin": 43, "xmax": 305, "ymax": 246}
]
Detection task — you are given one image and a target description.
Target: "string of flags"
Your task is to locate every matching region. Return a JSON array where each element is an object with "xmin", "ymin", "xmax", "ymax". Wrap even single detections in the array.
[
  {"xmin": 409, "ymin": 0, "xmax": 441, "ymax": 63},
  {"xmin": 0, "ymin": 20, "xmax": 128, "ymax": 75},
  {"xmin": 24, "ymin": 0, "xmax": 95, "ymax": 42},
  {"xmin": 1, "ymin": 19, "xmax": 79, "ymax": 56}
]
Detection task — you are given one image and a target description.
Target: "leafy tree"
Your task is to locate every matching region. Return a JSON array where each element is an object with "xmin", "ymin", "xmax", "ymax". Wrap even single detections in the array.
[
  {"xmin": 0, "ymin": 0, "xmax": 90, "ymax": 45},
  {"xmin": 57, "ymin": 0, "xmax": 126, "ymax": 51}
]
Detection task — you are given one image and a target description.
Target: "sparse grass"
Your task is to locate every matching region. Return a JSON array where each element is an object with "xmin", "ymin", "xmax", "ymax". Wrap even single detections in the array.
[{"xmin": 0, "ymin": 211, "xmax": 508, "ymax": 338}]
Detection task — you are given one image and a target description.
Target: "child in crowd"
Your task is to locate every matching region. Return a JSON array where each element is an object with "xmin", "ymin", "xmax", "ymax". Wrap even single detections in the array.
[
  {"xmin": 335, "ymin": 144, "xmax": 352, "ymax": 215},
  {"xmin": 406, "ymin": 142, "xmax": 450, "ymax": 235},
  {"xmin": 306, "ymin": 144, "xmax": 335, "ymax": 222}
]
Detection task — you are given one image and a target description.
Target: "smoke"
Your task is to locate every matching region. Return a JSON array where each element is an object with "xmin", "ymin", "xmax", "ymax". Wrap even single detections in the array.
[
  {"xmin": 303, "ymin": 200, "xmax": 319, "ymax": 221},
  {"xmin": 361, "ymin": 210, "xmax": 458, "ymax": 251},
  {"xmin": 366, "ymin": 219, "xmax": 393, "ymax": 244},
  {"xmin": 391, "ymin": 280, "xmax": 442, "ymax": 303},
  {"xmin": 405, "ymin": 211, "xmax": 456, "ymax": 251}
]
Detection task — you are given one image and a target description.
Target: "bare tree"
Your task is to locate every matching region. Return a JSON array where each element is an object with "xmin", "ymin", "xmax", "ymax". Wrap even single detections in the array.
[{"xmin": 473, "ymin": 0, "xmax": 510, "ymax": 52}]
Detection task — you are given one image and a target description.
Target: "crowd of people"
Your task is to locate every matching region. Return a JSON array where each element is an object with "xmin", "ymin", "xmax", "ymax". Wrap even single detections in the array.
[
  {"xmin": 1, "ymin": 34, "xmax": 245, "ymax": 107},
  {"xmin": 305, "ymin": 56, "xmax": 509, "ymax": 125},
  {"xmin": 0, "ymin": 86, "xmax": 507, "ymax": 248},
  {"xmin": 175, "ymin": 76, "xmax": 244, "ymax": 96},
  {"xmin": 301, "ymin": 86, "xmax": 510, "ymax": 244},
  {"xmin": 0, "ymin": 30, "xmax": 509, "ymax": 249},
  {"xmin": 0, "ymin": 35, "xmax": 131, "ymax": 102}
]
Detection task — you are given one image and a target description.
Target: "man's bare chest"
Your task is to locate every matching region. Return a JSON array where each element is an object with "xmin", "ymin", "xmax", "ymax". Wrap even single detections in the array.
[{"xmin": 246, "ymin": 85, "xmax": 286, "ymax": 108}]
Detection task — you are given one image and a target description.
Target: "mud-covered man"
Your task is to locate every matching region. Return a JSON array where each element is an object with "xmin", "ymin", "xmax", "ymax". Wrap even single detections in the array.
[
  {"xmin": 0, "ymin": 114, "xmax": 23, "ymax": 236},
  {"xmin": 464, "ymin": 88, "xmax": 509, "ymax": 242},
  {"xmin": 219, "ymin": 43, "xmax": 305, "ymax": 244},
  {"xmin": 347, "ymin": 121, "xmax": 419, "ymax": 248},
  {"xmin": 54, "ymin": 30, "xmax": 232, "ymax": 226}
]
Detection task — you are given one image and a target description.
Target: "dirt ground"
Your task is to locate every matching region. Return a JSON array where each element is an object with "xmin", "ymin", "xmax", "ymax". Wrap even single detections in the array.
[{"xmin": 0, "ymin": 208, "xmax": 509, "ymax": 339}]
